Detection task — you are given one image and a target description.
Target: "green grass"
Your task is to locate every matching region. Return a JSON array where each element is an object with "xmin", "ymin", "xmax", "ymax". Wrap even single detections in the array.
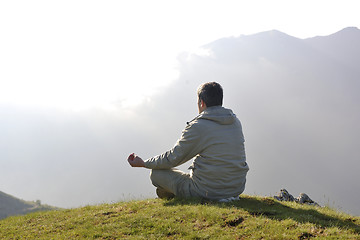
[{"xmin": 0, "ymin": 195, "xmax": 359, "ymax": 239}]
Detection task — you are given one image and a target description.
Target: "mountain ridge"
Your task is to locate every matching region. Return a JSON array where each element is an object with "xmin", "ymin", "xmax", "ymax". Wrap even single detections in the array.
[
  {"xmin": 0, "ymin": 190, "xmax": 58, "ymax": 220},
  {"xmin": 304, "ymin": 26, "xmax": 360, "ymax": 71},
  {"xmin": 204, "ymin": 27, "xmax": 360, "ymax": 63}
]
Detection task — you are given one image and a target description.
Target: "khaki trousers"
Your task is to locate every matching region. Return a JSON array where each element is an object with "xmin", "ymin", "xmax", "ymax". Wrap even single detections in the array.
[{"xmin": 150, "ymin": 169, "xmax": 203, "ymax": 198}]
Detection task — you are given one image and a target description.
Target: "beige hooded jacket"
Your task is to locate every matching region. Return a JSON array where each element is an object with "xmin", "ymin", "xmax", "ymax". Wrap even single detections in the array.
[{"xmin": 144, "ymin": 106, "xmax": 249, "ymax": 199}]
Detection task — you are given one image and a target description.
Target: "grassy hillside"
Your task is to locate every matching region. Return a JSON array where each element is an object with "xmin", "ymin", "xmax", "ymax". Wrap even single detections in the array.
[
  {"xmin": 0, "ymin": 191, "xmax": 58, "ymax": 220},
  {"xmin": 0, "ymin": 195, "xmax": 359, "ymax": 239}
]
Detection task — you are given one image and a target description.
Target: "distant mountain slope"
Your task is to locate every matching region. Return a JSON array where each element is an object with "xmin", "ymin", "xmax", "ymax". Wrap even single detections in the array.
[
  {"xmin": 204, "ymin": 30, "xmax": 311, "ymax": 65},
  {"xmin": 304, "ymin": 27, "xmax": 360, "ymax": 71},
  {"xmin": 0, "ymin": 191, "xmax": 58, "ymax": 219},
  {"xmin": 204, "ymin": 27, "xmax": 360, "ymax": 75}
]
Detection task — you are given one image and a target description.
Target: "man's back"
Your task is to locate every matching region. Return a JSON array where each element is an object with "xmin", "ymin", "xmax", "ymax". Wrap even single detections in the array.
[{"xmin": 186, "ymin": 106, "xmax": 249, "ymax": 199}]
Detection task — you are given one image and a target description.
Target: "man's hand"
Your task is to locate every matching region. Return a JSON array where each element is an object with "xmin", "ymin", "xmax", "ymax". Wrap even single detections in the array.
[{"xmin": 127, "ymin": 153, "xmax": 145, "ymax": 168}]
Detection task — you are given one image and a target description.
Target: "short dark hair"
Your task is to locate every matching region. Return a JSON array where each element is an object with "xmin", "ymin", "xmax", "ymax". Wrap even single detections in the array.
[{"xmin": 197, "ymin": 82, "xmax": 223, "ymax": 107}]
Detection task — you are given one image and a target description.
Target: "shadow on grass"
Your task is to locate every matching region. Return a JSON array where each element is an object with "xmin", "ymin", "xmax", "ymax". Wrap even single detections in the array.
[{"xmin": 163, "ymin": 196, "xmax": 360, "ymax": 234}]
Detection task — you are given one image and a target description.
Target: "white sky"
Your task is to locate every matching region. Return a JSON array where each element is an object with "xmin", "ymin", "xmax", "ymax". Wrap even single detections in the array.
[{"xmin": 0, "ymin": 0, "xmax": 359, "ymax": 110}]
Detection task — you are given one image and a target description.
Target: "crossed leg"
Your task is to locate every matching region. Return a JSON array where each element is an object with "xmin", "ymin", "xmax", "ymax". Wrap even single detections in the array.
[{"xmin": 150, "ymin": 168, "xmax": 202, "ymax": 199}]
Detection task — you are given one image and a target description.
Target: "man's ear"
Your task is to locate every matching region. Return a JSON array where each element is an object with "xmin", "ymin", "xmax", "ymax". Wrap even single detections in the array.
[
  {"xmin": 199, "ymin": 99, "xmax": 203, "ymax": 107},
  {"xmin": 201, "ymin": 99, "xmax": 207, "ymax": 108},
  {"xmin": 198, "ymin": 98, "xmax": 207, "ymax": 113}
]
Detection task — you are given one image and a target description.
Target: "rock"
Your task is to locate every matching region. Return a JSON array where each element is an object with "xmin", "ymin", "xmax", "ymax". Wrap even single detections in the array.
[{"xmin": 273, "ymin": 189, "xmax": 320, "ymax": 207}]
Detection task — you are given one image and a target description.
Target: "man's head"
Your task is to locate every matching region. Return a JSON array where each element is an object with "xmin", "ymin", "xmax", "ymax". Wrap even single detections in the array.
[{"xmin": 197, "ymin": 82, "xmax": 223, "ymax": 113}]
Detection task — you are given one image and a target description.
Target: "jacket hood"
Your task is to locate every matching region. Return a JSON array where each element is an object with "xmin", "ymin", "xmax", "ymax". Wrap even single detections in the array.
[{"xmin": 197, "ymin": 106, "xmax": 236, "ymax": 125}]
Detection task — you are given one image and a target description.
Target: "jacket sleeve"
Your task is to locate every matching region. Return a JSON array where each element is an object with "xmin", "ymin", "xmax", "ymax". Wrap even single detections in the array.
[{"xmin": 144, "ymin": 123, "xmax": 202, "ymax": 169}]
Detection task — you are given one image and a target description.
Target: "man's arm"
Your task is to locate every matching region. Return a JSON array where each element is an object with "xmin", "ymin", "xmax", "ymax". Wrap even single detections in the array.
[{"xmin": 144, "ymin": 122, "xmax": 202, "ymax": 169}]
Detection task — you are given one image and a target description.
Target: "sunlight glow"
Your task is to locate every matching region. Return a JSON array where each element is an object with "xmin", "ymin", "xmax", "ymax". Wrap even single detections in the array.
[{"xmin": 0, "ymin": 0, "xmax": 358, "ymax": 110}]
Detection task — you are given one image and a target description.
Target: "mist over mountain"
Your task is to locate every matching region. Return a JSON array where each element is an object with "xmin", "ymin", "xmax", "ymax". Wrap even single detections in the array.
[{"xmin": 1, "ymin": 27, "xmax": 359, "ymax": 216}]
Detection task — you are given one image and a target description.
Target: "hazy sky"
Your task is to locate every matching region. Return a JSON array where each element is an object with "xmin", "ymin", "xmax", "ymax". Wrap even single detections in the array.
[
  {"xmin": 0, "ymin": 0, "xmax": 359, "ymax": 110},
  {"xmin": 1, "ymin": 1, "xmax": 360, "ymax": 215}
]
